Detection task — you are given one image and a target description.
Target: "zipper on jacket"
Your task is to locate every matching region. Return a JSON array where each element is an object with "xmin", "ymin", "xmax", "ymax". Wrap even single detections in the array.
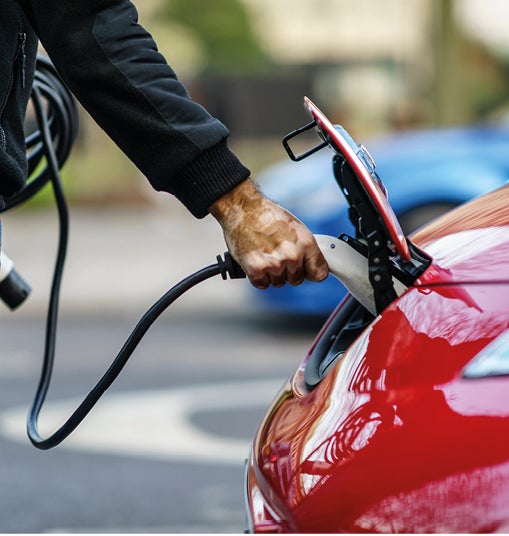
[
  {"xmin": 0, "ymin": 32, "xmax": 27, "ymax": 150},
  {"xmin": 18, "ymin": 32, "xmax": 26, "ymax": 90}
]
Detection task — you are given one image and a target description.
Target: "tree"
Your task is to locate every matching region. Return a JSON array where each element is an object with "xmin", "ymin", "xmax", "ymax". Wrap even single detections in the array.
[{"xmin": 157, "ymin": 0, "xmax": 270, "ymax": 75}]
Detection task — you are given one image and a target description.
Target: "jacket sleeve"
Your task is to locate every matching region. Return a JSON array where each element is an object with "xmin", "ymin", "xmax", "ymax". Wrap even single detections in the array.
[{"xmin": 19, "ymin": 0, "xmax": 250, "ymax": 217}]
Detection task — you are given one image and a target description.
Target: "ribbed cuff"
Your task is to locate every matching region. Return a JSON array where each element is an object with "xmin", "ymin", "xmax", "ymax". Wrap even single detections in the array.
[{"xmin": 174, "ymin": 139, "xmax": 251, "ymax": 219}]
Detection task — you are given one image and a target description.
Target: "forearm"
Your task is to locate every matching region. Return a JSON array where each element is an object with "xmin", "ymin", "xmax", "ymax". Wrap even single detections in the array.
[{"xmin": 20, "ymin": 0, "xmax": 249, "ymax": 216}]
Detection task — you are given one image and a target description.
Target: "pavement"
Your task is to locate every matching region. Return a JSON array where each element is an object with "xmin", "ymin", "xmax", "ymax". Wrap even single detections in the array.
[{"xmin": 0, "ymin": 199, "xmax": 250, "ymax": 318}]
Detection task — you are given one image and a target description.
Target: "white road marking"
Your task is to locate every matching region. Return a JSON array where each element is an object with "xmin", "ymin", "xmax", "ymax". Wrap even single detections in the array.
[{"xmin": 0, "ymin": 378, "xmax": 285, "ymax": 466}]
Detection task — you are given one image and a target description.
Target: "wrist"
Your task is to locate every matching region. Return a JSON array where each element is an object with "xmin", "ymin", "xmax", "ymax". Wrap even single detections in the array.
[{"xmin": 209, "ymin": 178, "xmax": 262, "ymax": 224}]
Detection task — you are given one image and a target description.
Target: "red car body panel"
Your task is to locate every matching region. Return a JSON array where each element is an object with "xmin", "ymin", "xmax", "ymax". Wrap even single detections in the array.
[{"xmin": 246, "ymin": 185, "xmax": 509, "ymax": 533}]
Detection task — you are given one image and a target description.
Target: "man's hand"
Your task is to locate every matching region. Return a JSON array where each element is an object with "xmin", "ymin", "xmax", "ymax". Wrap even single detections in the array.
[{"xmin": 209, "ymin": 179, "xmax": 329, "ymax": 289}]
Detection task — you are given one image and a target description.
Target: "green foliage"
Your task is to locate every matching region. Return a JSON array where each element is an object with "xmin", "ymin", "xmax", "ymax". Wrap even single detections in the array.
[{"xmin": 156, "ymin": 0, "xmax": 270, "ymax": 75}]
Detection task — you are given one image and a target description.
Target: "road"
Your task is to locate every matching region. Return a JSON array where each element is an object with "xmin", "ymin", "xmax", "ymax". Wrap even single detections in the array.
[
  {"xmin": 0, "ymin": 311, "xmax": 321, "ymax": 533},
  {"xmin": 0, "ymin": 205, "xmax": 327, "ymax": 533}
]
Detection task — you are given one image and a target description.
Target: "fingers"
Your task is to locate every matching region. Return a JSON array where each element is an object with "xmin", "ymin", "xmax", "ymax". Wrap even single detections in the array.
[
  {"xmin": 243, "ymin": 254, "xmax": 287, "ymax": 289},
  {"xmin": 243, "ymin": 240, "xmax": 329, "ymax": 290},
  {"xmin": 250, "ymin": 271, "xmax": 286, "ymax": 290},
  {"xmin": 287, "ymin": 265, "xmax": 306, "ymax": 287},
  {"xmin": 304, "ymin": 246, "xmax": 329, "ymax": 283}
]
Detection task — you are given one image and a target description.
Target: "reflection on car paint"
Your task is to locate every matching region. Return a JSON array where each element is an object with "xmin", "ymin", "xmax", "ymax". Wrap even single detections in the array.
[
  {"xmin": 463, "ymin": 329, "xmax": 509, "ymax": 378},
  {"xmin": 251, "ymin": 282, "xmax": 509, "ymax": 532}
]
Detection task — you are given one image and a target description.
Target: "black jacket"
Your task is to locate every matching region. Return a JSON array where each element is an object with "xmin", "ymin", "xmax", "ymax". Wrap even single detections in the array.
[{"xmin": 0, "ymin": 0, "xmax": 250, "ymax": 217}]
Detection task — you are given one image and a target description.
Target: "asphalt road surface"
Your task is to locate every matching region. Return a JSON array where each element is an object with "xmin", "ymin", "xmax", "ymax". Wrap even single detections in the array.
[{"xmin": 0, "ymin": 310, "xmax": 324, "ymax": 533}]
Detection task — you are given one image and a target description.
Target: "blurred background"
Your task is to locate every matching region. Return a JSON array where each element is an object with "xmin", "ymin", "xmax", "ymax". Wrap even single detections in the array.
[
  {"xmin": 1, "ymin": 0, "xmax": 509, "ymax": 533},
  {"xmin": 24, "ymin": 0, "xmax": 509, "ymax": 208}
]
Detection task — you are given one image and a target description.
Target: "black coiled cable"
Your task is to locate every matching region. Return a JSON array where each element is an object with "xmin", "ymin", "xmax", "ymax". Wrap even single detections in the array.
[
  {"xmin": 1, "ymin": 55, "xmax": 79, "ymax": 212},
  {"xmin": 14, "ymin": 56, "xmax": 245, "ymax": 450}
]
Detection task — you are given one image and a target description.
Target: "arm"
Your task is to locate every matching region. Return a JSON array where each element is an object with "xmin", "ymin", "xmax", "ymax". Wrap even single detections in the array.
[
  {"xmin": 21, "ymin": 0, "xmax": 328, "ymax": 287},
  {"xmin": 20, "ymin": 0, "xmax": 248, "ymax": 217}
]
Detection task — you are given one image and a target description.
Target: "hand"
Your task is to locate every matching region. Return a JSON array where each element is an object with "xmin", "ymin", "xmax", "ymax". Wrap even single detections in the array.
[{"xmin": 209, "ymin": 179, "xmax": 329, "ymax": 289}]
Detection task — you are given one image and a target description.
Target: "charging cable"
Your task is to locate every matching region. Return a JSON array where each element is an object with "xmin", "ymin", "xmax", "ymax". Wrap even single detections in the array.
[{"xmin": 12, "ymin": 57, "xmax": 245, "ymax": 450}]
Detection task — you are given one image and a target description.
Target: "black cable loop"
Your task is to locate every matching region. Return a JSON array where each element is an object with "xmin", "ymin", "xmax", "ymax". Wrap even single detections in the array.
[
  {"xmin": 1, "ymin": 55, "xmax": 79, "ymax": 212},
  {"xmin": 23, "ymin": 57, "xmax": 244, "ymax": 449}
]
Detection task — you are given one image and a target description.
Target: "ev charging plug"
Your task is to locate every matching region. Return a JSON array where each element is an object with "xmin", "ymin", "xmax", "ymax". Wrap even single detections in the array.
[
  {"xmin": 0, "ymin": 251, "xmax": 31, "ymax": 310},
  {"xmin": 315, "ymin": 234, "xmax": 407, "ymax": 316}
]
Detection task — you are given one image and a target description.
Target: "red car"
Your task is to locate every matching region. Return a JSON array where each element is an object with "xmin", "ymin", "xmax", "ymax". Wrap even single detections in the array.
[{"xmin": 245, "ymin": 98, "xmax": 509, "ymax": 533}]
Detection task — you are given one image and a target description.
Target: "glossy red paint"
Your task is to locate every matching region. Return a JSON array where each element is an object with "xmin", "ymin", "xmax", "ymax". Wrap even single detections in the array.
[
  {"xmin": 246, "ymin": 184, "xmax": 509, "ymax": 533},
  {"xmin": 413, "ymin": 185, "xmax": 509, "ymax": 285}
]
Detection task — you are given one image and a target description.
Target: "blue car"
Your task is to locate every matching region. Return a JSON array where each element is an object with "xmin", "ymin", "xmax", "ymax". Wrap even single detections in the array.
[{"xmin": 256, "ymin": 123, "xmax": 509, "ymax": 315}]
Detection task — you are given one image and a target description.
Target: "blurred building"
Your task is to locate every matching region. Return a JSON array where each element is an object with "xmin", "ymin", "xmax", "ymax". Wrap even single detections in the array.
[
  {"xmin": 191, "ymin": 0, "xmax": 434, "ymax": 137},
  {"xmin": 241, "ymin": 0, "xmax": 509, "ymax": 63},
  {"xmin": 235, "ymin": 0, "xmax": 509, "ymax": 133},
  {"xmin": 241, "ymin": 0, "xmax": 430, "ymax": 64}
]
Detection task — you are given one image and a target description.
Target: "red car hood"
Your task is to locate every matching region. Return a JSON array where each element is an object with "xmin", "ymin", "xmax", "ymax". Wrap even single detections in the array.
[
  {"xmin": 247, "ymin": 185, "xmax": 509, "ymax": 533},
  {"xmin": 412, "ymin": 183, "xmax": 509, "ymax": 285}
]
